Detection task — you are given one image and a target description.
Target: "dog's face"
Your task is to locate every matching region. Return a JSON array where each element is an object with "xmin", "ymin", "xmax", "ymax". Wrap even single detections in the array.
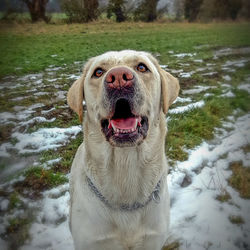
[{"xmin": 67, "ymin": 50, "xmax": 179, "ymax": 147}]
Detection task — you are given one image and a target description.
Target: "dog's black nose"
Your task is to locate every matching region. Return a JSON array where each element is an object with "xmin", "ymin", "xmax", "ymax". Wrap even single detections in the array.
[{"xmin": 105, "ymin": 67, "xmax": 134, "ymax": 89}]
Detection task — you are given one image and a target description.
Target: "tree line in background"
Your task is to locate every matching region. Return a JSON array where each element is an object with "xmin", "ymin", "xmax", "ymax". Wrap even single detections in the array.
[{"xmin": 2, "ymin": 0, "xmax": 250, "ymax": 23}]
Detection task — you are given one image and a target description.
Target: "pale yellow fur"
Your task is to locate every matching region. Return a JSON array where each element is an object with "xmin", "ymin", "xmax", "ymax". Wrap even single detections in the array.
[{"xmin": 67, "ymin": 50, "xmax": 179, "ymax": 250}]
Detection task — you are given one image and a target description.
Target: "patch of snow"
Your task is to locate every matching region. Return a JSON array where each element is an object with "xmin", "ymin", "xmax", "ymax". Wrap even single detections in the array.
[
  {"xmin": 204, "ymin": 93, "xmax": 213, "ymax": 98},
  {"xmin": 0, "ymin": 112, "xmax": 16, "ymax": 124},
  {"xmin": 193, "ymin": 59, "xmax": 203, "ymax": 63},
  {"xmin": 171, "ymin": 69, "xmax": 183, "ymax": 74},
  {"xmin": 19, "ymin": 73, "xmax": 43, "ymax": 81},
  {"xmin": 173, "ymin": 97, "xmax": 192, "ymax": 104},
  {"xmin": 0, "ymin": 161, "xmax": 28, "ymax": 182},
  {"xmin": 34, "ymin": 92, "xmax": 49, "ymax": 97},
  {"xmin": 195, "ymin": 67, "xmax": 207, "ymax": 72},
  {"xmin": 41, "ymin": 107, "xmax": 56, "ymax": 114},
  {"xmin": 34, "ymin": 79, "xmax": 43, "ymax": 85},
  {"xmin": 221, "ymin": 67, "xmax": 236, "ymax": 73},
  {"xmin": 0, "ymin": 83, "xmax": 23, "ymax": 90},
  {"xmin": 56, "ymin": 91, "xmax": 67, "ymax": 100},
  {"xmin": 221, "ymin": 83, "xmax": 231, "ymax": 88},
  {"xmin": 21, "ymin": 184, "xmax": 74, "ymax": 250},
  {"xmin": 47, "ymin": 78, "xmax": 58, "ymax": 82},
  {"xmin": 0, "ymin": 199, "xmax": 9, "ymax": 211},
  {"xmin": 221, "ymin": 91, "xmax": 235, "ymax": 98},
  {"xmin": 238, "ymin": 84, "xmax": 250, "ymax": 94},
  {"xmin": 214, "ymin": 47, "xmax": 250, "ymax": 57},
  {"xmin": 202, "ymin": 71, "xmax": 218, "ymax": 76},
  {"xmin": 11, "ymin": 96, "xmax": 29, "ymax": 101},
  {"xmin": 169, "ymin": 101, "xmax": 205, "ymax": 114},
  {"xmin": 173, "ymin": 53, "xmax": 196, "ymax": 58},
  {"xmin": 15, "ymin": 103, "xmax": 45, "ymax": 121},
  {"xmin": 179, "ymin": 71, "xmax": 195, "ymax": 78},
  {"xmin": 46, "ymin": 66, "xmax": 63, "ymax": 72},
  {"xmin": 0, "ymin": 238, "xmax": 8, "ymax": 250},
  {"xmin": 0, "ymin": 143, "xmax": 12, "ymax": 157},
  {"xmin": 45, "ymin": 158, "xmax": 62, "ymax": 167},
  {"xmin": 19, "ymin": 117, "xmax": 56, "ymax": 127},
  {"xmin": 222, "ymin": 59, "xmax": 249, "ymax": 69},
  {"xmin": 21, "ymin": 221, "xmax": 73, "ymax": 250},
  {"xmin": 67, "ymin": 74, "xmax": 80, "ymax": 80},
  {"xmin": 13, "ymin": 106, "xmax": 25, "ymax": 112},
  {"xmin": 182, "ymin": 86, "xmax": 214, "ymax": 95},
  {"xmin": 168, "ymin": 113, "xmax": 250, "ymax": 250},
  {"xmin": 223, "ymin": 75, "xmax": 232, "ymax": 81},
  {"xmin": 11, "ymin": 126, "xmax": 81, "ymax": 154}
]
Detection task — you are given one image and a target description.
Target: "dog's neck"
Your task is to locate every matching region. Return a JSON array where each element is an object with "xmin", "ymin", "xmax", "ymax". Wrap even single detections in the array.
[{"xmin": 84, "ymin": 115, "xmax": 168, "ymax": 205}]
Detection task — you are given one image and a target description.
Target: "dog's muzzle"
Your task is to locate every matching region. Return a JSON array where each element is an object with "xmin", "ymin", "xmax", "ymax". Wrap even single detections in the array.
[{"xmin": 101, "ymin": 67, "xmax": 148, "ymax": 147}]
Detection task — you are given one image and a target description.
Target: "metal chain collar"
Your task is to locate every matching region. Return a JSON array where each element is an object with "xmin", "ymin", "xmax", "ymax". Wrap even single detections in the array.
[{"xmin": 86, "ymin": 175, "xmax": 161, "ymax": 212}]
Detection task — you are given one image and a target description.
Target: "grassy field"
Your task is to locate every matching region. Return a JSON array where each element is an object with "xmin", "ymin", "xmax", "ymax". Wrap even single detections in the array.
[
  {"xmin": 1, "ymin": 21, "xmax": 250, "ymax": 77},
  {"xmin": 0, "ymin": 21, "xmax": 250, "ymax": 249}
]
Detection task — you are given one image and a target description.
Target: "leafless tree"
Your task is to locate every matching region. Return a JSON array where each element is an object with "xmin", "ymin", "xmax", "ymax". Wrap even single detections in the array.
[
  {"xmin": 174, "ymin": 0, "xmax": 184, "ymax": 21},
  {"xmin": 184, "ymin": 0, "xmax": 203, "ymax": 22},
  {"xmin": 21, "ymin": 0, "xmax": 50, "ymax": 22}
]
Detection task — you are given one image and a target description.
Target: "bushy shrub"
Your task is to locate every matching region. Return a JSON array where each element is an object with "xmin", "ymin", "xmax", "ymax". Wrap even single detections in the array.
[
  {"xmin": 107, "ymin": 0, "xmax": 127, "ymax": 22},
  {"xmin": 60, "ymin": 0, "xmax": 99, "ymax": 23}
]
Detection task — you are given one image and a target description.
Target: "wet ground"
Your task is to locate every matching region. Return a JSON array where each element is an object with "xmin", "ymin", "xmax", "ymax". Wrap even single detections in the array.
[{"xmin": 0, "ymin": 47, "xmax": 250, "ymax": 249}]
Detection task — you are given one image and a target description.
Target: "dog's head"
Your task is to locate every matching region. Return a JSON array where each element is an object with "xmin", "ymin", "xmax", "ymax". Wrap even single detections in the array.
[{"xmin": 67, "ymin": 50, "xmax": 179, "ymax": 147}]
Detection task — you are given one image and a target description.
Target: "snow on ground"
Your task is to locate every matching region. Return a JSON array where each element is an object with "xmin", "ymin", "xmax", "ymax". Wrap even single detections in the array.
[
  {"xmin": 182, "ymin": 86, "xmax": 215, "ymax": 95},
  {"xmin": 173, "ymin": 53, "xmax": 197, "ymax": 58},
  {"xmin": 21, "ymin": 184, "xmax": 74, "ymax": 250},
  {"xmin": 11, "ymin": 126, "xmax": 81, "ymax": 155},
  {"xmin": 16, "ymin": 113, "xmax": 250, "ymax": 250},
  {"xmin": 0, "ymin": 124, "xmax": 81, "ymax": 156},
  {"xmin": 0, "ymin": 47, "xmax": 250, "ymax": 250},
  {"xmin": 168, "ymin": 114, "xmax": 250, "ymax": 250},
  {"xmin": 169, "ymin": 100, "xmax": 205, "ymax": 114}
]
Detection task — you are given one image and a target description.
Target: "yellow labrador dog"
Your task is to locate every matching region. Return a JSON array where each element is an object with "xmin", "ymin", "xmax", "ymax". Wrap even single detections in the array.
[{"xmin": 67, "ymin": 50, "xmax": 179, "ymax": 250}]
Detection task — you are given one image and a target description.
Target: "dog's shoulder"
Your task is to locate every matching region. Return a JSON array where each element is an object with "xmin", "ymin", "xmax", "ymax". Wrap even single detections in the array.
[{"xmin": 70, "ymin": 142, "xmax": 85, "ymax": 179}]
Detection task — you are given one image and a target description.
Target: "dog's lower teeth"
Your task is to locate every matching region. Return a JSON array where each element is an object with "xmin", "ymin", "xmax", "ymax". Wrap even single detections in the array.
[{"xmin": 112, "ymin": 126, "xmax": 138, "ymax": 134}]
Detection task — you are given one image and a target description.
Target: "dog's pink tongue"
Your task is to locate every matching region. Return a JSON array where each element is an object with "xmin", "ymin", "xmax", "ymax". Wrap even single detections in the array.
[{"xmin": 110, "ymin": 117, "xmax": 137, "ymax": 130}]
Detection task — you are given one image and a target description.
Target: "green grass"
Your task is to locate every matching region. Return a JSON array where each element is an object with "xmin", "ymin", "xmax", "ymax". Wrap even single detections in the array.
[
  {"xmin": 24, "ymin": 166, "xmax": 68, "ymax": 187},
  {"xmin": 6, "ymin": 217, "xmax": 31, "ymax": 248},
  {"xmin": 1, "ymin": 20, "xmax": 250, "ymax": 250},
  {"xmin": 0, "ymin": 22, "xmax": 250, "ymax": 78},
  {"xmin": 166, "ymin": 85, "xmax": 250, "ymax": 164},
  {"xmin": 229, "ymin": 162, "xmax": 250, "ymax": 199},
  {"xmin": 228, "ymin": 215, "xmax": 245, "ymax": 225},
  {"xmin": 13, "ymin": 166, "xmax": 68, "ymax": 198},
  {"xmin": 216, "ymin": 190, "xmax": 231, "ymax": 202},
  {"xmin": 9, "ymin": 192, "xmax": 22, "ymax": 210}
]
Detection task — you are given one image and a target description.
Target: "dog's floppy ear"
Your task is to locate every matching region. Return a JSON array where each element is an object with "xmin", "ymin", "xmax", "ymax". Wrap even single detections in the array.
[
  {"xmin": 67, "ymin": 75, "xmax": 85, "ymax": 123},
  {"xmin": 67, "ymin": 59, "xmax": 93, "ymax": 123},
  {"xmin": 159, "ymin": 69, "xmax": 180, "ymax": 114}
]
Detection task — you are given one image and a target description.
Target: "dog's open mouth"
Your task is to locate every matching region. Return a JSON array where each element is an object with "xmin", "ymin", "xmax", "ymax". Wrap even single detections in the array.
[{"xmin": 101, "ymin": 98, "xmax": 148, "ymax": 147}]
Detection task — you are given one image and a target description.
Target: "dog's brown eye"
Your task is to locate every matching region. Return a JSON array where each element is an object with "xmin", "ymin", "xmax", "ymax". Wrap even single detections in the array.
[
  {"xmin": 137, "ymin": 63, "xmax": 148, "ymax": 73},
  {"xmin": 93, "ymin": 68, "xmax": 104, "ymax": 78}
]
